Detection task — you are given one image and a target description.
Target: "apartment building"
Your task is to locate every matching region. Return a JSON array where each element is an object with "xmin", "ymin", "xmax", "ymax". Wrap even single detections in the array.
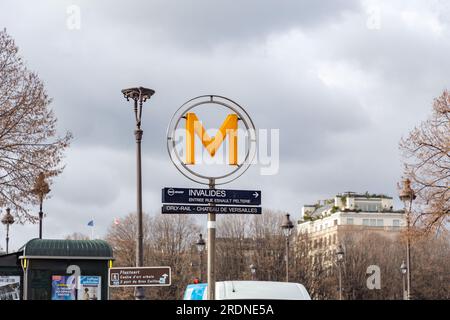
[{"xmin": 296, "ymin": 192, "xmax": 406, "ymax": 257}]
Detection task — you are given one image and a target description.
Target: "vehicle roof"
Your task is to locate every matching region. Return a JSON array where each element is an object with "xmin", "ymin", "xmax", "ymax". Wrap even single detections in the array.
[{"xmin": 216, "ymin": 281, "xmax": 311, "ymax": 300}]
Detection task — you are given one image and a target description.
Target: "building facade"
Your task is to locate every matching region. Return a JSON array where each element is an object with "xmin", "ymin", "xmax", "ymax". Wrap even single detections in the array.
[{"xmin": 297, "ymin": 192, "xmax": 406, "ymax": 259}]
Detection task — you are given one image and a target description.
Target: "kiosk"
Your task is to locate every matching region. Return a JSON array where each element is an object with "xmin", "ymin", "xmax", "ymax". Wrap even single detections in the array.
[{"xmin": 0, "ymin": 238, "xmax": 113, "ymax": 300}]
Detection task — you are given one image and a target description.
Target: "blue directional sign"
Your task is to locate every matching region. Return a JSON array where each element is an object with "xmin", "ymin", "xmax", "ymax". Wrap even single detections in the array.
[
  {"xmin": 162, "ymin": 187, "xmax": 261, "ymax": 206},
  {"xmin": 162, "ymin": 204, "xmax": 262, "ymax": 214}
]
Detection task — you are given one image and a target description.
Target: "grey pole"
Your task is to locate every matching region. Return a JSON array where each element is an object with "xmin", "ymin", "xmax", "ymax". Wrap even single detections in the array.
[
  {"xmin": 121, "ymin": 86, "xmax": 155, "ymax": 301},
  {"xmin": 32, "ymin": 172, "xmax": 49, "ymax": 240},
  {"xmin": 335, "ymin": 244, "xmax": 345, "ymax": 300},
  {"xmin": 250, "ymin": 264, "xmax": 257, "ymax": 280},
  {"xmin": 281, "ymin": 214, "xmax": 293, "ymax": 283},
  {"xmin": 207, "ymin": 178, "xmax": 216, "ymax": 300},
  {"xmin": 39, "ymin": 200, "xmax": 43, "ymax": 239},
  {"xmin": 23, "ymin": 261, "xmax": 29, "ymax": 300},
  {"xmin": 285, "ymin": 236, "xmax": 289, "ymax": 282},
  {"xmin": 6, "ymin": 224, "xmax": 9, "ymax": 254},
  {"xmin": 405, "ymin": 212, "xmax": 411, "ymax": 300},
  {"xmin": 339, "ymin": 267, "xmax": 342, "ymax": 300},
  {"xmin": 399, "ymin": 178, "xmax": 415, "ymax": 301},
  {"xmin": 2, "ymin": 208, "xmax": 14, "ymax": 254},
  {"xmin": 199, "ymin": 251, "xmax": 203, "ymax": 283},
  {"xmin": 134, "ymin": 100, "xmax": 145, "ymax": 301},
  {"xmin": 402, "ymin": 271, "xmax": 406, "ymax": 300}
]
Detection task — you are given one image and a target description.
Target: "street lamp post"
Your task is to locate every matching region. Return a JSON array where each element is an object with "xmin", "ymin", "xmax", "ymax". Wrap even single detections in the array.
[
  {"xmin": 400, "ymin": 260, "xmax": 407, "ymax": 300},
  {"xmin": 281, "ymin": 213, "xmax": 294, "ymax": 282},
  {"xmin": 250, "ymin": 264, "xmax": 257, "ymax": 280},
  {"xmin": 121, "ymin": 86, "xmax": 155, "ymax": 300},
  {"xmin": 336, "ymin": 244, "xmax": 345, "ymax": 300},
  {"xmin": 399, "ymin": 178, "xmax": 416, "ymax": 300},
  {"xmin": 1, "ymin": 208, "xmax": 14, "ymax": 254},
  {"xmin": 32, "ymin": 172, "xmax": 50, "ymax": 239},
  {"xmin": 196, "ymin": 233, "xmax": 206, "ymax": 282}
]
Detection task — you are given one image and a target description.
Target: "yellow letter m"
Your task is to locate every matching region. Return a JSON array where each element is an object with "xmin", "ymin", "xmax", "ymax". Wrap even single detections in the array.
[{"xmin": 185, "ymin": 113, "xmax": 238, "ymax": 165}]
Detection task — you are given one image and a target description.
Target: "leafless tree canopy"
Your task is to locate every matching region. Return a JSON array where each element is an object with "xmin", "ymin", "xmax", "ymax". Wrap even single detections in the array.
[
  {"xmin": 105, "ymin": 213, "xmax": 200, "ymax": 300},
  {"xmin": 0, "ymin": 29, "xmax": 72, "ymax": 222},
  {"xmin": 400, "ymin": 90, "xmax": 450, "ymax": 233},
  {"xmin": 105, "ymin": 211, "xmax": 450, "ymax": 300}
]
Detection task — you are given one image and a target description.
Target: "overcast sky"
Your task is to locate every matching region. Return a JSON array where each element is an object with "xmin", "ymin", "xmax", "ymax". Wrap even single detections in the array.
[{"xmin": 1, "ymin": 0, "xmax": 449, "ymax": 251}]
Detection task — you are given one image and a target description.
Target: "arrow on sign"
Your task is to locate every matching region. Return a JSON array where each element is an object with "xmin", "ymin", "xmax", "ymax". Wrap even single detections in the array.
[{"xmin": 253, "ymin": 192, "xmax": 259, "ymax": 198}]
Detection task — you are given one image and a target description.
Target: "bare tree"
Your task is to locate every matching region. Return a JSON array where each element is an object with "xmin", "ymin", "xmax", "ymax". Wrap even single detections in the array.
[
  {"xmin": 293, "ymin": 232, "xmax": 334, "ymax": 300},
  {"xmin": 105, "ymin": 212, "xmax": 200, "ymax": 300},
  {"xmin": 216, "ymin": 215, "xmax": 251, "ymax": 280},
  {"xmin": 105, "ymin": 212, "xmax": 152, "ymax": 300},
  {"xmin": 400, "ymin": 90, "xmax": 449, "ymax": 233},
  {"xmin": 0, "ymin": 29, "xmax": 72, "ymax": 222},
  {"xmin": 147, "ymin": 214, "xmax": 200, "ymax": 299},
  {"xmin": 410, "ymin": 231, "xmax": 450, "ymax": 299},
  {"xmin": 249, "ymin": 210, "xmax": 286, "ymax": 282}
]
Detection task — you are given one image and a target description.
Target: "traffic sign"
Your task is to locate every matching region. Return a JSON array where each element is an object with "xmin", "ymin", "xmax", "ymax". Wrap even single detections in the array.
[
  {"xmin": 162, "ymin": 187, "xmax": 261, "ymax": 205},
  {"xmin": 108, "ymin": 267, "xmax": 171, "ymax": 287},
  {"xmin": 162, "ymin": 204, "xmax": 262, "ymax": 214}
]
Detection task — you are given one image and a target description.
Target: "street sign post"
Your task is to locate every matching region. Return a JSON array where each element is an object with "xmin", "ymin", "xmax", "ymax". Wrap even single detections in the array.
[
  {"xmin": 166, "ymin": 95, "xmax": 258, "ymax": 300},
  {"xmin": 108, "ymin": 267, "xmax": 171, "ymax": 287},
  {"xmin": 162, "ymin": 187, "xmax": 261, "ymax": 205},
  {"xmin": 162, "ymin": 204, "xmax": 262, "ymax": 214}
]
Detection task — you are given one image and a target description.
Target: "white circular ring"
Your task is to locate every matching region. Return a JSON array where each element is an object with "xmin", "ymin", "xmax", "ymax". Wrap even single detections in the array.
[{"xmin": 166, "ymin": 95, "xmax": 257, "ymax": 185}]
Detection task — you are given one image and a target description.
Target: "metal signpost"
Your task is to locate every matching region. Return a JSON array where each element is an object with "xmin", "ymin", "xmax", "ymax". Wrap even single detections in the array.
[
  {"xmin": 166, "ymin": 95, "xmax": 258, "ymax": 300},
  {"xmin": 108, "ymin": 267, "xmax": 171, "ymax": 287}
]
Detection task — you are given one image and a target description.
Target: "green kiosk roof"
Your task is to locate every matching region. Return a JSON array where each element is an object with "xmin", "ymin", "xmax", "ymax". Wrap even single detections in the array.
[{"xmin": 20, "ymin": 239, "xmax": 113, "ymax": 260}]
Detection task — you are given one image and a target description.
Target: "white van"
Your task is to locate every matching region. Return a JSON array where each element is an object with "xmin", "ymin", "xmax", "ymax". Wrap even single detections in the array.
[{"xmin": 183, "ymin": 281, "xmax": 311, "ymax": 300}]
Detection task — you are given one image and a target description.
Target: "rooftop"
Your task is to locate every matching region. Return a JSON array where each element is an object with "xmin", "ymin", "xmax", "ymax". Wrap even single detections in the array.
[
  {"xmin": 336, "ymin": 191, "xmax": 393, "ymax": 199},
  {"xmin": 20, "ymin": 238, "xmax": 113, "ymax": 259},
  {"xmin": 301, "ymin": 191, "xmax": 396, "ymax": 222}
]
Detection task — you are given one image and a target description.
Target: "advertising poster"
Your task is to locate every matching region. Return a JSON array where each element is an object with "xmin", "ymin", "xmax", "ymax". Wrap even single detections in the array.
[
  {"xmin": 51, "ymin": 275, "xmax": 76, "ymax": 300},
  {"xmin": 77, "ymin": 276, "xmax": 101, "ymax": 300},
  {"xmin": 0, "ymin": 276, "xmax": 21, "ymax": 300}
]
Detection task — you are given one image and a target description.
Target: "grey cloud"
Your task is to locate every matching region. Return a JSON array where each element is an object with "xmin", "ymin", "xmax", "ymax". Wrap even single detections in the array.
[
  {"xmin": 85, "ymin": 0, "xmax": 361, "ymax": 50},
  {"xmin": 1, "ymin": 0, "xmax": 449, "ymax": 250}
]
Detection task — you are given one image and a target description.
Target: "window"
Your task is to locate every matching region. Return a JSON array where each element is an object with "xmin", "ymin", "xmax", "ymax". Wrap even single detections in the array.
[
  {"xmin": 376, "ymin": 219, "xmax": 384, "ymax": 227},
  {"xmin": 320, "ymin": 225, "xmax": 323, "ymax": 231},
  {"xmin": 393, "ymin": 220, "xmax": 400, "ymax": 228},
  {"xmin": 333, "ymin": 234, "xmax": 337, "ymax": 244},
  {"xmin": 363, "ymin": 219, "xmax": 370, "ymax": 226},
  {"xmin": 347, "ymin": 218, "xmax": 354, "ymax": 225},
  {"xmin": 334, "ymin": 219, "xmax": 338, "ymax": 226},
  {"xmin": 370, "ymin": 219, "xmax": 377, "ymax": 226},
  {"xmin": 356, "ymin": 202, "xmax": 381, "ymax": 212}
]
